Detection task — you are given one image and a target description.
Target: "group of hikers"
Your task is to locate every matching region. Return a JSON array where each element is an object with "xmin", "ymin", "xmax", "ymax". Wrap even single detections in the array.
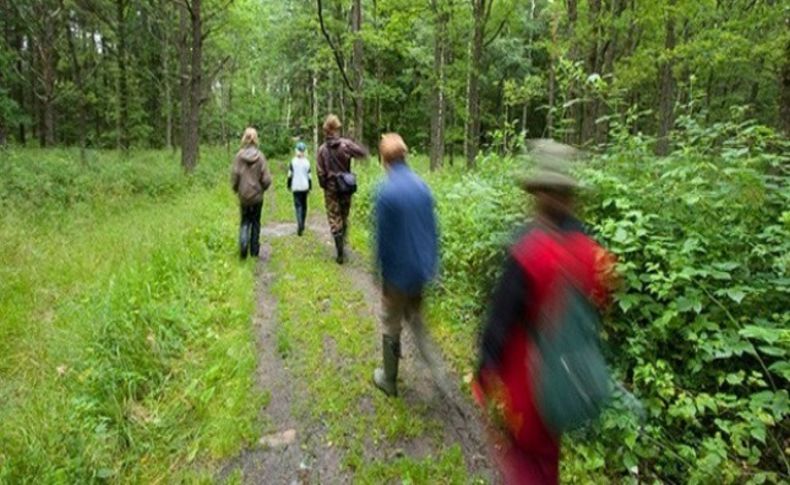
[{"xmin": 230, "ymin": 114, "xmax": 617, "ymax": 484}]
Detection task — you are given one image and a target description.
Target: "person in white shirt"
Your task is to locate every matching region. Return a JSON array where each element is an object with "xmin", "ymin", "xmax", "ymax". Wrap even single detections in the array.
[{"xmin": 288, "ymin": 142, "xmax": 312, "ymax": 236}]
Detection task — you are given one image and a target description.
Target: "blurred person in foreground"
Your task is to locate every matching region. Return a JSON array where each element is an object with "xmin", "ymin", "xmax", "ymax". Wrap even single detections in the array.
[
  {"xmin": 231, "ymin": 127, "xmax": 272, "ymax": 259},
  {"xmin": 372, "ymin": 133, "xmax": 449, "ymax": 397},
  {"xmin": 472, "ymin": 141, "xmax": 617, "ymax": 484},
  {"xmin": 316, "ymin": 114, "xmax": 368, "ymax": 264},
  {"xmin": 288, "ymin": 141, "xmax": 312, "ymax": 236}
]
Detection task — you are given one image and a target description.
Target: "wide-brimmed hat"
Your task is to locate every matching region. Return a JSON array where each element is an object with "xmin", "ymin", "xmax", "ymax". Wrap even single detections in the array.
[{"xmin": 519, "ymin": 139, "xmax": 581, "ymax": 192}]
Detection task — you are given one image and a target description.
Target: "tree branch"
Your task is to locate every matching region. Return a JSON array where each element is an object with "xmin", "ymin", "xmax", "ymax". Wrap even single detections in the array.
[
  {"xmin": 317, "ymin": 0, "xmax": 354, "ymax": 92},
  {"xmin": 484, "ymin": 17, "xmax": 506, "ymax": 47},
  {"xmin": 203, "ymin": 0, "xmax": 234, "ymax": 25}
]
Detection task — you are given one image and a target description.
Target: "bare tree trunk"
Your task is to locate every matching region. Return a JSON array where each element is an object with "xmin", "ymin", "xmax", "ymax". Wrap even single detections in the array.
[
  {"xmin": 351, "ymin": 0, "xmax": 364, "ymax": 143},
  {"xmin": 312, "ymin": 70, "xmax": 319, "ymax": 155},
  {"xmin": 656, "ymin": 0, "xmax": 676, "ymax": 156},
  {"xmin": 182, "ymin": 0, "xmax": 202, "ymax": 172},
  {"xmin": 116, "ymin": 0, "xmax": 129, "ymax": 150},
  {"xmin": 430, "ymin": 0, "xmax": 448, "ymax": 171},
  {"xmin": 465, "ymin": 0, "xmax": 487, "ymax": 169},
  {"xmin": 546, "ymin": 10, "xmax": 558, "ymax": 138},
  {"xmin": 565, "ymin": 0, "xmax": 580, "ymax": 144},
  {"xmin": 581, "ymin": 0, "xmax": 601, "ymax": 145},
  {"xmin": 63, "ymin": 4, "xmax": 88, "ymax": 161},
  {"xmin": 178, "ymin": 4, "xmax": 189, "ymax": 151},
  {"xmin": 40, "ymin": 25, "xmax": 57, "ymax": 147},
  {"xmin": 162, "ymin": 21, "xmax": 174, "ymax": 150},
  {"xmin": 780, "ymin": 28, "xmax": 790, "ymax": 137},
  {"xmin": 284, "ymin": 82, "xmax": 292, "ymax": 131}
]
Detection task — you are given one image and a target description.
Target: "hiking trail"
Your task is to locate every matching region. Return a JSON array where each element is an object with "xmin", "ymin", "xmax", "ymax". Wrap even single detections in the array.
[{"xmin": 220, "ymin": 191, "xmax": 495, "ymax": 484}]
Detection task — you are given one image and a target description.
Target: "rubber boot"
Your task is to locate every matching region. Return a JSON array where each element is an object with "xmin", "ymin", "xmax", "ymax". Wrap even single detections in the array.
[
  {"xmin": 373, "ymin": 334, "xmax": 400, "ymax": 397},
  {"xmin": 239, "ymin": 223, "xmax": 250, "ymax": 259},
  {"xmin": 334, "ymin": 234, "xmax": 345, "ymax": 264}
]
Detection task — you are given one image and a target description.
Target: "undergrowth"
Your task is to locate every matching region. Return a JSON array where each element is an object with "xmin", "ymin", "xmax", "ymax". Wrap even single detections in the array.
[
  {"xmin": 350, "ymin": 116, "xmax": 789, "ymax": 483},
  {"xmin": 0, "ymin": 148, "xmax": 262, "ymax": 482}
]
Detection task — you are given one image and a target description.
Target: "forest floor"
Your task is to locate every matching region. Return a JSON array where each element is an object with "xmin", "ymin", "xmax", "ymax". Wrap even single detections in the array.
[{"xmin": 218, "ymin": 187, "xmax": 495, "ymax": 484}]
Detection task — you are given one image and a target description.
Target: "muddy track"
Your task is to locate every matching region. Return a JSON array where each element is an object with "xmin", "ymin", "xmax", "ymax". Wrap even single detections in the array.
[
  {"xmin": 218, "ymin": 228, "xmax": 349, "ymax": 484},
  {"xmin": 305, "ymin": 215, "xmax": 495, "ymax": 481},
  {"xmin": 220, "ymin": 211, "xmax": 495, "ymax": 483}
]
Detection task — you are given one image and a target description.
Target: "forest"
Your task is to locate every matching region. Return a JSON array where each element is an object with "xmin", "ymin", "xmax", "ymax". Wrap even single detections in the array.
[{"xmin": 1, "ymin": 0, "xmax": 789, "ymax": 483}]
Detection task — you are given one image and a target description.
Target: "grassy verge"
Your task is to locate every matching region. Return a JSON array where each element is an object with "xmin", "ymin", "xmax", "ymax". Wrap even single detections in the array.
[
  {"xmin": 0, "ymin": 149, "xmax": 262, "ymax": 482},
  {"xmin": 268, "ymin": 230, "xmax": 471, "ymax": 484}
]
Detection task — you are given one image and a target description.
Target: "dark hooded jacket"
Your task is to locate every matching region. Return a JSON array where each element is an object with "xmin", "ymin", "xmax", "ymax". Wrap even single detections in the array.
[
  {"xmin": 316, "ymin": 135, "xmax": 368, "ymax": 192},
  {"xmin": 231, "ymin": 145, "xmax": 272, "ymax": 205}
]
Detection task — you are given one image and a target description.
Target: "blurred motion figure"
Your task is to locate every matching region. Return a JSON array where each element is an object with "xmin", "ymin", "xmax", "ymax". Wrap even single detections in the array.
[
  {"xmin": 372, "ymin": 133, "xmax": 448, "ymax": 397},
  {"xmin": 473, "ymin": 141, "xmax": 617, "ymax": 484}
]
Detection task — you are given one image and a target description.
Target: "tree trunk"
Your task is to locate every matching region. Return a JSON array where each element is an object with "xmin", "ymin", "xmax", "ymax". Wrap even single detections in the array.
[
  {"xmin": 465, "ymin": 0, "xmax": 487, "ymax": 169},
  {"xmin": 780, "ymin": 29, "xmax": 790, "ymax": 137},
  {"xmin": 351, "ymin": 0, "xmax": 364, "ymax": 143},
  {"xmin": 656, "ymin": 0, "xmax": 676, "ymax": 156},
  {"xmin": 429, "ymin": 1, "xmax": 448, "ymax": 171},
  {"xmin": 565, "ymin": 0, "xmax": 580, "ymax": 144},
  {"xmin": 162, "ymin": 18, "xmax": 174, "ymax": 150},
  {"xmin": 64, "ymin": 7, "xmax": 88, "ymax": 161},
  {"xmin": 581, "ymin": 0, "xmax": 601, "ymax": 146},
  {"xmin": 546, "ymin": 10, "xmax": 558, "ymax": 138},
  {"xmin": 178, "ymin": 4, "xmax": 189, "ymax": 151},
  {"xmin": 116, "ymin": 0, "xmax": 129, "ymax": 150},
  {"xmin": 312, "ymin": 70, "xmax": 319, "ymax": 155},
  {"xmin": 182, "ymin": 0, "xmax": 202, "ymax": 172}
]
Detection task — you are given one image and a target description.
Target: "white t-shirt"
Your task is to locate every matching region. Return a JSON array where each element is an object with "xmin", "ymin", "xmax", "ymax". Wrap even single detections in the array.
[{"xmin": 289, "ymin": 155, "xmax": 311, "ymax": 192}]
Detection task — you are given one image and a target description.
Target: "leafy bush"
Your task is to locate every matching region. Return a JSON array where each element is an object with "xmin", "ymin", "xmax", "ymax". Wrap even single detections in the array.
[
  {"xmin": 0, "ymin": 148, "xmax": 227, "ymax": 215},
  {"xmin": 352, "ymin": 117, "xmax": 789, "ymax": 482}
]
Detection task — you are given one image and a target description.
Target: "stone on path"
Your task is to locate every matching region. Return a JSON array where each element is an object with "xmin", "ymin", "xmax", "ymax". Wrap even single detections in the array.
[{"xmin": 259, "ymin": 429, "xmax": 297, "ymax": 448}]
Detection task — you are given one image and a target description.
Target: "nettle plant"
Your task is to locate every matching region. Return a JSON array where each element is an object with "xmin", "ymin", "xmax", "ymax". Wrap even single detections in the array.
[{"xmin": 573, "ymin": 113, "xmax": 789, "ymax": 483}]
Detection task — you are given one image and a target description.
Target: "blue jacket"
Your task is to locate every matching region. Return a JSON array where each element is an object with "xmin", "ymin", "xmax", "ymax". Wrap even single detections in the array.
[{"xmin": 374, "ymin": 162, "xmax": 438, "ymax": 294}]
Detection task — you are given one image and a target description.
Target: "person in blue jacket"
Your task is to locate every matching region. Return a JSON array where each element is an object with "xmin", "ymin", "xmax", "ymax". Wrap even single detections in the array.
[{"xmin": 372, "ymin": 133, "xmax": 448, "ymax": 397}]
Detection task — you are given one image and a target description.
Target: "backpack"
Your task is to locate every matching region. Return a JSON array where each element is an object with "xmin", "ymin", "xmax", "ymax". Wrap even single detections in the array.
[
  {"xmin": 530, "ymin": 268, "xmax": 612, "ymax": 434},
  {"xmin": 326, "ymin": 145, "xmax": 357, "ymax": 195}
]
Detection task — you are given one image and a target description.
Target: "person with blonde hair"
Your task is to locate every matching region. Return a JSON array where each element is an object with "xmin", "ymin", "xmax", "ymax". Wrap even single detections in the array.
[
  {"xmin": 316, "ymin": 114, "xmax": 368, "ymax": 263},
  {"xmin": 288, "ymin": 141, "xmax": 311, "ymax": 236},
  {"xmin": 231, "ymin": 127, "xmax": 272, "ymax": 259},
  {"xmin": 372, "ymin": 133, "xmax": 448, "ymax": 398}
]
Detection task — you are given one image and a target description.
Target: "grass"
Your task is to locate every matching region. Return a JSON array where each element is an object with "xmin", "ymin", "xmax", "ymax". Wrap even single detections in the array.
[
  {"xmin": 267, "ymin": 229, "xmax": 472, "ymax": 484},
  {"xmin": 0, "ymin": 148, "xmax": 262, "ymax": 482}
]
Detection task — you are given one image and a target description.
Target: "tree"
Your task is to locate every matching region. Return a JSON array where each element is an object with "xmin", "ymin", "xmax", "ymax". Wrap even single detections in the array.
[
  {"xmin": 351, "ymin": 0, "xmax": 363, "ymax": 142},
  {"xmin": 656, "ymin": 0, "xmax": 676, "ymax": 156},
  {"xmin": 429, "ymin": 0, "xmax": 449, "ymax": 170}
]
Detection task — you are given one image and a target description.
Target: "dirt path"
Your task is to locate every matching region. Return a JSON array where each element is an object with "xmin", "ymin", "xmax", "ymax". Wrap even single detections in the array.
[
  {"xmin": 218, "ymin": 228, "xmax": 348, "ymax": 484},
  {"xmin": 220, "ymin": 214, "xmax": 495, "ymax": 484},
  {"xmin": 305, "ymin": 215, "xmax": 494, "ymax": 481}
]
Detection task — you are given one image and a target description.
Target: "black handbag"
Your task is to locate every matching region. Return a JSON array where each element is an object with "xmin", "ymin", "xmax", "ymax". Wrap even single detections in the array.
[{"xmin": 327, "ymin": 146, "xmax": 357, "ymax": 195}]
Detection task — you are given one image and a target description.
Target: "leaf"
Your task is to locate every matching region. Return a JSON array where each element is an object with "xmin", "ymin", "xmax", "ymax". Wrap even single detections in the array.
[
  {"xmin": 739, "ymin": 325, "xmax": 780, "ymax": 344},
  {"xmin": 768, "ymin": 361, "xmax": 790, "ymax": 380},
  {"xmin": 725, "ymin": 289, "xmax": 746, "ymax": 304}
]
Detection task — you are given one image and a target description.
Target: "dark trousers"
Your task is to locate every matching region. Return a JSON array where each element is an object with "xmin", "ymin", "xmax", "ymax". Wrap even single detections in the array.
[
  {"xmin": 239, "ymin": 201, "xmax": 263, "ymax": 258},
  {"xmin": 293, "ymin": 191, "xmax": 308, "ymax": 235}
]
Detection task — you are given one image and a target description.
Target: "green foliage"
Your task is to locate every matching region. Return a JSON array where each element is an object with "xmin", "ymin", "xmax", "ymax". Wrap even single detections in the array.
[
  {"xmin": 352, "ymin": 114, "xmax": 789, "ymax": 482},
  {"xmin": 0, "ymin": 149, "xmax": 261, "ymax": 481}
]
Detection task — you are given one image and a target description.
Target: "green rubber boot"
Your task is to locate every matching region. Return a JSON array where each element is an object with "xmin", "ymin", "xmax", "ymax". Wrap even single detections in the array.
[{"xmin": 373, "ymin": 334, "xmax": 400, "ymax": 397}]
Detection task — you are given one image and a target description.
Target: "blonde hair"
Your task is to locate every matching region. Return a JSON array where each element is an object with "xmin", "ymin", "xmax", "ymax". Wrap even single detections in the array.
[
  {"xmin": 323, "ymin": 114, "xmax": 342, "ymax": 136},
  {"xmin": 241, "ymin": 127, "xmax": 259, "ymax": 147},
  {"xmin": 379, "ymin": 133, "xmax": 408, "ymax": 164}
]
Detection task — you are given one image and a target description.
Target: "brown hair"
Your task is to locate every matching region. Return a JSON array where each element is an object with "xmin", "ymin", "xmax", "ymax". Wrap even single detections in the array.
[
  {"xmin": 379, "ymin": 133, "xmax": 408, "ymax": 164},
  {"xmin": 241, "ymin": 127, "xmax": 259, "ymax": 147},
  {"xmin": 323, "ymin": 114, "xmax": 342, "ymax": 137}
]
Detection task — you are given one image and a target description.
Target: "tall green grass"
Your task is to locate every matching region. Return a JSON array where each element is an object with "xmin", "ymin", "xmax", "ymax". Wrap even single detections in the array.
[{"xmin": 0, "ymin": 148, "xmax": 261, "ymax": 482}]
